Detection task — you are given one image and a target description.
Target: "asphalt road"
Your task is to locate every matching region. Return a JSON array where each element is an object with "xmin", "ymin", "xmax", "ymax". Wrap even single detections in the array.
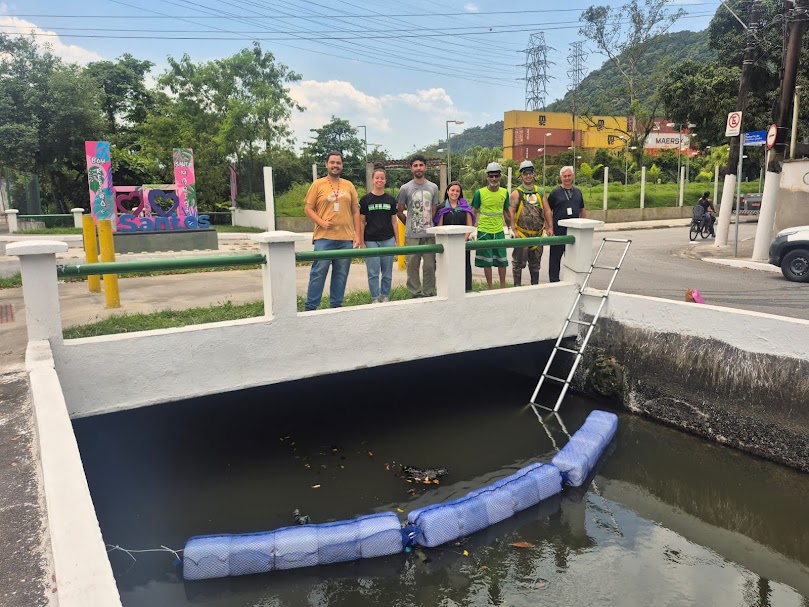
[{"xmin": 585, "ymin": 223, "xmax": 809, "ymax": 321}]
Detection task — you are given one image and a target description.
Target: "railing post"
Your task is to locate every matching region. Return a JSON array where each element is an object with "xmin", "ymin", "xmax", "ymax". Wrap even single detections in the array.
[
  {"xmin": 251, "ymin": 231, "xmax": 307, "ymax": 319},
  {"xmin": 428, "ymin": 225, "xmax": 474, "ymax": 299},
  {"xmin": 6, "ymin": 208, "xmax": 18, "ymax": 233},
  {"xmin": 602, "ymin": 166, "xmax": 609, "ymax": 211},
  {"xmin": 640, "ymin": 166, "xmax": 646, "ymax": 209},
  {"xmin": 559, "ymin": 218, "xmax": 604, "ymax": 285},
  {"xmin": 229, "ymin": 206, "xmax": 237, "ymax": 227},
  {"xmin": 6, "ymin": 240, "xmax": 67, "ymax": 343},
  {"xmin": 70, "ymin": 208, "xmax": 84, "ymax": 228}
]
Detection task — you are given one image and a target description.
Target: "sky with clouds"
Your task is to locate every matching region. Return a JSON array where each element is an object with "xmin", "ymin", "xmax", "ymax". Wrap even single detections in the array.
[{"xmin": 3, "ymin": 0, "xmax": 722, "ymax": 158}]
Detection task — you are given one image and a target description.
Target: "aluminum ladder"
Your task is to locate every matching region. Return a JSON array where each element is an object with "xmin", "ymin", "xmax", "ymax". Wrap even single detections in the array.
[{"xmin": 529, "ymin": 237, "xmax": 632, "ymax": 413}]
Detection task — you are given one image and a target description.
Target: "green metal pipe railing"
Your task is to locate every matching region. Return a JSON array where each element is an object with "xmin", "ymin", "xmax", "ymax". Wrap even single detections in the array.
[
  {"xmin": 54, "ymin": 235, "xmax": 575, "ymax": 277},
  {"xmin": 466, "ymin": 235, "xmax": 574, "ymax": 250},
  {"xmin": 296, "ymin": 244, "xmax": 443, "ymax": 262},
  {"xmin": 56, "ymin": 254, "xmax": 265, "ymax": 277}
]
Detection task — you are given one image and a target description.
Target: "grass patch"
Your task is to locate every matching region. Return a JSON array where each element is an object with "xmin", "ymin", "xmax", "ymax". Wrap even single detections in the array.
[
  {"xmin": 61, "ymin": 280, "xmax": 499, "ymax": 338},
  {"xmin": 0, "ymin": 273, "xmax": 22, "ymax": 289},
  {"xmin": 18, "ymin": 227, "xmax": 83, "ymax": 235},
  {"xmin": 579, "ymin": 180, "xmax": 761, "ymax": 209}
]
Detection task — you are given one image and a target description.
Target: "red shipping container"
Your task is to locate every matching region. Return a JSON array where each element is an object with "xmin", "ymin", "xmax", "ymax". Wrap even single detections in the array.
[
  {"xmin": 512, "ymin": 145, "xmax": 574, "ymax": 160},
  {"xmin": 513, "ymin": 128, "xmax": 579, "ymax": 147}
]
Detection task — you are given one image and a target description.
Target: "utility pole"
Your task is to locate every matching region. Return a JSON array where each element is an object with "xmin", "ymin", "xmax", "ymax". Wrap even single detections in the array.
[
  {"xmin": 752, "ymin": 0, "xmax": 809, "ymax": 260},
  {"xmin": 716, "ymin": 0, "xmax": 761, "ymax": 247}
]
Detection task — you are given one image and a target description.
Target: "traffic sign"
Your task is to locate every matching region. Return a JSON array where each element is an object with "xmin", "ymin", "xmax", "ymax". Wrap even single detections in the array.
[
  {"xmin": 725, "ymin": 111, "xmax": 742, "ymax": 136},
  {"xmin": 744, "ymin": 130, "xmax": 767, "ymax": 146},
  {"xmin": 766, "ymin": 123, "xmax": 778, "ymax": 149}
]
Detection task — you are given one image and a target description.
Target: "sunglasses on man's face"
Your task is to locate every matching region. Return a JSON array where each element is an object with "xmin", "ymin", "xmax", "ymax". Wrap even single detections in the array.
[
  {"xmin": 487, "ymin": 173, "xmax": 501, "ymax": 178},
  {"xmin": 521, "ymin": 170, "xmax": 534, "ymax": 174}
]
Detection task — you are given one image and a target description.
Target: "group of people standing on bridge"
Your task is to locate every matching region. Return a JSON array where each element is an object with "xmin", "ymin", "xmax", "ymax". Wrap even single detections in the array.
[{"xmin": 302, "ymin": 152, "xmax": 586, "ymax": 311}]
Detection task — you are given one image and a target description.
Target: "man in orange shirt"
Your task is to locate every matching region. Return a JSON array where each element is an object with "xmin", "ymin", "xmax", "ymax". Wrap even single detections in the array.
[{"xmin": 303, "ymin": 152, "xmax": 362, "ymax": 310}]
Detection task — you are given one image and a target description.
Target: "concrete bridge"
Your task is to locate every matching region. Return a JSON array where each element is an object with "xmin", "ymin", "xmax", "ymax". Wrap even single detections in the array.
[{"xmin": 8, "ymin": 218, "xmax": 809, "ymax": 607}]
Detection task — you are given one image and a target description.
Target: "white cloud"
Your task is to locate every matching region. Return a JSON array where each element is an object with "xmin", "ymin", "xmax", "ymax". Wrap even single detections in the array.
[
  {"xmin": 464, "ymin": 3, "xmax": 480, "ymax": 12},
  {"xmin": 0, "ymin": 15, "xmax": 103, "ymax": 64},
  {"xmin": 288, "ymin": 80, "xmax": 467, "ymax": 157}
]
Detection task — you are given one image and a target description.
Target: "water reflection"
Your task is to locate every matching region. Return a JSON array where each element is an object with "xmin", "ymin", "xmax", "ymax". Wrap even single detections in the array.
[{"xmin": 73, "ymin": 352, "xmax": 809, "ymax": 606}]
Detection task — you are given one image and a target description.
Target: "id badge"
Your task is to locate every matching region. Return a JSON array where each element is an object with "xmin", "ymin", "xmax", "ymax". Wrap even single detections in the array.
[
  {"xmin": 566, "ymin": 207, "xmax": 573, "ymax": 216},
  {"xmin": 333, "ymin": 202, "xmax": 340, "ymax": 212}
]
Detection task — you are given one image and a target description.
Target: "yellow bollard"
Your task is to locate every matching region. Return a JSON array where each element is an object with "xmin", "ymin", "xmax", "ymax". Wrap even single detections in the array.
[
  {"xmin": 81, "ymin": 215, "xmax": 101, "ymax": 293},
  {"xmin": 97, "ymin": 219, "xmax": 120, "ymax": 308},
  {"xmin": 397, "ymin": 220, "xmax": 406, "ymax": 270}
]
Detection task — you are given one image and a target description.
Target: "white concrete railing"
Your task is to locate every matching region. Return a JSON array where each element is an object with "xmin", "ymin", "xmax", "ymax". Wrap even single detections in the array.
[
  {"xmin": 6, "ymin": 208, "xmax": 18, "ymax": 233},
  {"xmin": 10, "ymin": 220, "xmax": 601, "ymax": 417}
]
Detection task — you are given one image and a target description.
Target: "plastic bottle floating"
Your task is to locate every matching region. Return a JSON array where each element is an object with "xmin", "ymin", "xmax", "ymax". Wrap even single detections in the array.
[{"xmin": 182, "ymin": 410, "xmax": 618, "ymax": 581}]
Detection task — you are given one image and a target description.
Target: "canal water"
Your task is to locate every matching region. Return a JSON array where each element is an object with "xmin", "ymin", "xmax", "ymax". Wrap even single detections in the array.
[{"xmin": 73, "ymin": 351, "xmax": 809, "ymax": 606}]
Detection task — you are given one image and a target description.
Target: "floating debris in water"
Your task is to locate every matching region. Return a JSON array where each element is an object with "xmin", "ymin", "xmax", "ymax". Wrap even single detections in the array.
[
  {"xmin": 292, "ymin": 509, "xmax": 311, "ymax": 525},
  {"xmin": 400, "ymin": 465, "xmax": 448, "ymax": 484}
]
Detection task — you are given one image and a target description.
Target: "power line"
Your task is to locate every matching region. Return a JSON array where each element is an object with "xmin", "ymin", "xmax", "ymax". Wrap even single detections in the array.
[{"xmin": 0, "ymin": 5, "xmax": 724, "ymax": 19}]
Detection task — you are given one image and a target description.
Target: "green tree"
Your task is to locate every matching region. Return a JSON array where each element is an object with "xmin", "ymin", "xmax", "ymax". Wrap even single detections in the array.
[
  {"xmin": 85, "ymin": 54, "xmax": 155, "ymax": 135},
  {"xmin": 303, "ymin": 116, "xmax": 366, "ymax": 170},
  {"xmin": 648, "ymin": 163, "xmax": 661, "ymax": 188},
  {"xmin": 0, "ymin": 34, "xmax": 104, "ymax": 211},
  {"xmin": 141, "ymin": 43, "xmax": 302, "ymax": 207},
  {"xmin": 580, "ymin": 0, "xmax": 686, "ymax": 150}
]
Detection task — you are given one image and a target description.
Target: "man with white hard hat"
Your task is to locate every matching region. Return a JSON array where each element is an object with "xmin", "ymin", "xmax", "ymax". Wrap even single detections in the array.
[
  {"xmin": 471, "ymin": 162, "xmax": 512, "ymax": 289},
  {"xmin": 508, "ymin": 160, "xmax": 553, "ymax": 285}
]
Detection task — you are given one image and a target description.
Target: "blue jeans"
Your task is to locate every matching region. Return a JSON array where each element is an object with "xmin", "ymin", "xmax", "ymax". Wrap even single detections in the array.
[
  {"xmin": 305, "ymin": 239, "xmax": 354, "ymax": 311},
  {"xmin": 365, "ymin": 237, "xmax": 396, "ymax": 299}
]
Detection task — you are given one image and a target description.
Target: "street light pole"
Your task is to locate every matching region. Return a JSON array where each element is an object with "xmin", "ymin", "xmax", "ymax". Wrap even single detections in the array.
[
  {"xmin": 357, "ymin": 125, "xmax": 368, "ymax": 168},
  {"xmin": 446, "ymin": 120, "xmax": 464, "ymax": 181}
]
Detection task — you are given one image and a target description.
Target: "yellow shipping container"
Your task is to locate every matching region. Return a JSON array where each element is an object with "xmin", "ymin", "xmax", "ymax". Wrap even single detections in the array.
[
  {"xmin": 503, "ymin": 146, "xmax": 513, "ymax": 160},
  {"xmin": 503, "ymin": 129, "xmax": 513, "ymax": 149},
  {"xmin": 503, "ymin": 110, "xmax": 573, "ymax": 130},
  {"xmin": 578, "ymin": 115, "xmax": 628, "ymax": 133},
  {"xmin": 582, "ymin": 130, "xmax": 626, "ymax": 150}
]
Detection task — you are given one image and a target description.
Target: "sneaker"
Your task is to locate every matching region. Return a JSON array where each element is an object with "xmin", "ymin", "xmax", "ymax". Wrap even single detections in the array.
[{"xmin": 380, "ymin": 296, "xmax": 390, "ymax": 303}]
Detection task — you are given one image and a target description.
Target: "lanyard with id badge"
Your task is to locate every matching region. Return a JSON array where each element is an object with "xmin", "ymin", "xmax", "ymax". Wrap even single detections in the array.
[{"xmin": 563, "ymin": 188, "xmax": 574, "ymax": 217}]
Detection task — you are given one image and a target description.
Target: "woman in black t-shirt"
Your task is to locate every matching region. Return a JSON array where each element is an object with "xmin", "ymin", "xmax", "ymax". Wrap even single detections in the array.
[{"xmin": 359, "ymin": 167, "xmax": 400, "ymax": 303}]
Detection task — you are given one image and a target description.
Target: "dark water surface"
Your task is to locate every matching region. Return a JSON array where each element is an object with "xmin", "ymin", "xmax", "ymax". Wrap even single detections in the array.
[{"xmin": 73, "ymin": 353, "xmax": 809, "ymax": 607}]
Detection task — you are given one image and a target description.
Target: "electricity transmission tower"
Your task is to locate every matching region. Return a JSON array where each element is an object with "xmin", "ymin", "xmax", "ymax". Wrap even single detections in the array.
[
  {"xmin": 520, "ymin": 33, "xmax": 553, "ymax": 111},
  {"xmin": 567, "ymin": 41, "xmax": 588, "ymax": 162}
]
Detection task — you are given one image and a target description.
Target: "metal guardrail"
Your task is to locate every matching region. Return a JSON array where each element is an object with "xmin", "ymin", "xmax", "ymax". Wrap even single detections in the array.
[
  {"xmin": 19, "ymin": 214, "xmax": 73, "ymax": 219},
  {"xmin": 55, "ymin": 235, "xmax": 575, "ymax": 278}
]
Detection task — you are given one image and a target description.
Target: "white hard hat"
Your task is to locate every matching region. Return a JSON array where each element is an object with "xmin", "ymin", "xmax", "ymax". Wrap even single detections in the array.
[
  {"xmin": 486, "ymin": 162, "xmax": 502, "ymax": 173},
  {"xmin": 519, "ymin": 160, "xmax": 534, "ymax": 172}
]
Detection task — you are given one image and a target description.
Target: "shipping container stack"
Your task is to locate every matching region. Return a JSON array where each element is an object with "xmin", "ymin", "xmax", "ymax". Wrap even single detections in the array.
[{"xmin": 500, "ymin": 110, "xmax": 706, "ymax": 163}]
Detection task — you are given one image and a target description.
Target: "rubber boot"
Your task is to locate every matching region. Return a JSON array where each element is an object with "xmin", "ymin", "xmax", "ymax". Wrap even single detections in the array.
[
  {"xmin": 530, "ymin": 270, "xmax": 539, "ymax": 285},
  {"xmin": 512, "ymin": 272, "xmax": 522, "ymax": 287}
]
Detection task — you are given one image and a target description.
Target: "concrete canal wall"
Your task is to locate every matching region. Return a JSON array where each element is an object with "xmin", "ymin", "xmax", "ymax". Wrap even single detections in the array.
[{"xmin": 579, "ymin": 292, "xmax": 809, "ymax": 472}]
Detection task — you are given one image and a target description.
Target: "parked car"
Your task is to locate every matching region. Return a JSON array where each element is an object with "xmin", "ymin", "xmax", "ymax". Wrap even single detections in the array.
[
  {"xmin": 769, "ymin": 225, "xmax": 809, "ymax": 282},
  {"xmin": 732, "ymin": 193, "xmax": 762, "ymax": 212}
]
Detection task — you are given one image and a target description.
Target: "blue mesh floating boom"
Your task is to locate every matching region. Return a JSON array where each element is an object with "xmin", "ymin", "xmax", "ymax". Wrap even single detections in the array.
[
  {"xmin": 182, "ymin": 512, "xmax": 403, "ymax": 581},
  {"xmin": 406, "ymin": 462, "xmax": 562, "ymax": 548},
  {"xmin": 551, "ymin": 410, "xmax": 618, "ymax": 487},
  {"xmin": 181, "ymin": 410, "xmax": 618, "ymax": 581}
]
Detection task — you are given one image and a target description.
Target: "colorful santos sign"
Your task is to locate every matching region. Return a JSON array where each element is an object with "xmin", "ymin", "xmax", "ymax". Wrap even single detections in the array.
[{"xmin": 84, "ymin": 141, "xmax": 207, "ymax": 231}]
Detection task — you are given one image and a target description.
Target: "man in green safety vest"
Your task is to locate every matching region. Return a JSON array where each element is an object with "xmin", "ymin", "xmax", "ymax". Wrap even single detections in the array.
[{"xmin": 471, "ymin": 162, "xmax": 512, "ymax": 289}]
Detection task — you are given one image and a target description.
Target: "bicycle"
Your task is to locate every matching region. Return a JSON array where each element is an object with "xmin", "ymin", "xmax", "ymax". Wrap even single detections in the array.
[{"xmin": 689, "ymin": 206, "xmax": 712, "ymax": 241}]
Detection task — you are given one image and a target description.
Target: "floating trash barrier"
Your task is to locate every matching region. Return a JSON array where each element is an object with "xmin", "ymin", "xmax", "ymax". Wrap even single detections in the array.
[
  {"xmin": 183, "ymin": 512, "xmax": 403, "ymax": 581},
  {"xmin": 551, "ymin": 410, "xmax": 618, "ymax": 487},
  {"xmin": 182, "ymin": 410, "xmax": 618, "ymax": 580},
  {"xmin": 405, "ymin": 463, "xmax": 562, "ymax": 548}
]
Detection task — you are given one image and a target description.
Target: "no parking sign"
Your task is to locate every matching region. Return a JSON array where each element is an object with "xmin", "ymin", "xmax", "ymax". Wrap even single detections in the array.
[{"xmin": 725, "ymin": 111, "xmax": 742, "ymax": 137}]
